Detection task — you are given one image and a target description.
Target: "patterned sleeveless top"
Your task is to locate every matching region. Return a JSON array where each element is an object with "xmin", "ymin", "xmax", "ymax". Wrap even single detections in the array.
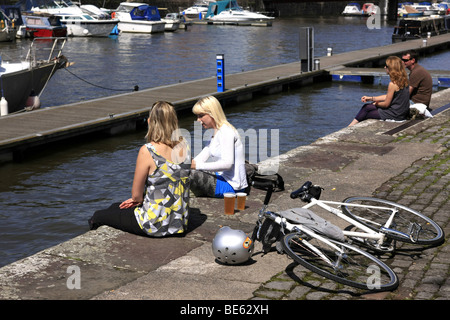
[{"xmin": 134, "ymin": 142, "xmax": 191, "ymax": 237}]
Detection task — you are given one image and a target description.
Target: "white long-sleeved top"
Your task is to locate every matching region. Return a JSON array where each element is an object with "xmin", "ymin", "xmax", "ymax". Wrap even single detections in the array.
[{"xmin": 194, "ymin": 124, "xmax": 248, "ymax": 190}]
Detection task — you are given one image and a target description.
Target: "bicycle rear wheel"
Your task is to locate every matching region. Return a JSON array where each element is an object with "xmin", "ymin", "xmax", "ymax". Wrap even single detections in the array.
[
  {"xmin": 342, "ymin": 197, "xmax": 444, "ymax": 246},
  {"xmin": 282, "ymin": 232, "xmax": 398, "ymax": 291}
]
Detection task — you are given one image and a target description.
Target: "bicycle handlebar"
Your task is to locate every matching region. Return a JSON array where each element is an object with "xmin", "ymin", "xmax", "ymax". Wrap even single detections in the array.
[
  {"xmin": 290, "ymin": 181, "xmax": 312, "ymax": 199},
  {"xmin": 256, "ymin": 180, "xmax": 319, "ymax": 207}
]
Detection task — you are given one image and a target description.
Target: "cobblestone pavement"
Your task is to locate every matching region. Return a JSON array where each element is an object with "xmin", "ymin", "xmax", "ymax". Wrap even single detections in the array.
[{"xmin": 251, "ymin": 117, "xmax": 450, "ymax": 301}]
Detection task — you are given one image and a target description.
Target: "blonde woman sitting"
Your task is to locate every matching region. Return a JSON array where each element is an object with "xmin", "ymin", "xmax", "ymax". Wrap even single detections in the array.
[
  {"xmin": 190, "ymin": 96, "xmax": 248, "ymax": 198},
  {"xmin": 89, "ymin": 101, "xmax": 191, "ymax": 237}
]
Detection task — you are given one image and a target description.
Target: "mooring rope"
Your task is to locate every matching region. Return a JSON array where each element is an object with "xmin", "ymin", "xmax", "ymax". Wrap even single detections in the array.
[{"xmin": 64, "ymin": 67, "xmax": 139, "ymax": 92}]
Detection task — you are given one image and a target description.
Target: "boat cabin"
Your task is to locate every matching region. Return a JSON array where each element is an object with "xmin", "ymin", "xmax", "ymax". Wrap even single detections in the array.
[
  {"xmin": 205, "ymin": 0, "xmax": 241, "ymax": 19},
  {"xmin": 23, "ymin": 12, "xmax": 67, "ymax": 38},
  {"xmin": 130, "ymin": 5, "xmax": 161, "ymax": 21},
  {"xmin": 116, "ymin": 3, "xmax": 161, "ymax": 21}
]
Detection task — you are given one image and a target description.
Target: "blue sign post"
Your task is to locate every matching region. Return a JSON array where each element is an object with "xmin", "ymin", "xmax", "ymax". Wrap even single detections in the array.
[{"xmin": 216, "ymin": 54, "xmax": 225, "ymax": 92}]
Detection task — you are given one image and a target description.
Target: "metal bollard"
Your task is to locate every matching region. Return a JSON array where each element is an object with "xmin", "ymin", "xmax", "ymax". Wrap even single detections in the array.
[
  {"xmin": 299, "ymin": 27, "xmax": 314, "ymax": 73},
  {"xmin": 327, "ymin": 47, "xmax": 333, "ymax": 56},
  {"xmin": 216, "ymin": 54, "xmax": 225, "ymax": 92}
]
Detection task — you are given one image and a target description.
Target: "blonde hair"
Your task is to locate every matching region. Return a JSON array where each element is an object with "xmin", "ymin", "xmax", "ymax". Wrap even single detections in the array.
[
  {"xmin": 386, "ymin": 56, "xmax": 409, "ymax": 90},
  {"xmin": 192, "ymin": 96, "xmax": 235, "ymax": 130},
  {"xmin": 145, "ymin": 101, "xmax": 182, "ymax": 147}
]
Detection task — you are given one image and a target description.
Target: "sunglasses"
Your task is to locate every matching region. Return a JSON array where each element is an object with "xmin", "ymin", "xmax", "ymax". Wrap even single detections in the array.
[{"xmin": 402, "ymin": 58, "xmax": 411, "ymax": 62}]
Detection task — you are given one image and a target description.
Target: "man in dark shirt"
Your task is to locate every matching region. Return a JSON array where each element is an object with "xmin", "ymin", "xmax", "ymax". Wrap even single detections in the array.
[{"xmin": 402, "ymin": 50, "xmax": 433, "ymax": 110}]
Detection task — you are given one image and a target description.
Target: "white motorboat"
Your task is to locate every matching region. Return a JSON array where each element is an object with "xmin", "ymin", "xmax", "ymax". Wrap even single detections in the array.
[
  {"xmin": 58, "ymin": 13, "xmax": 118, "ymax": 37},
  {"xmin": 411, "ymin": 2, "xmax": 445, "ymax": 16},
  {"xmin": 20, "ymin": 0, "xmax": 118, "ymax": 37},
  {"xmin": 342, "ymin": 3, "xmax": 363, "ymax": 16},
  {"xmin": 79, "ymin": 4, "xmax": 110, "ymax": 19},
  {"xmin": 0, "ymin": 38, "xmax": 69, "ymax": 115},
  {"xmin": 162, "ymin": 13, "xmax": 180, "ymax": 31},
  {"xmin": 205, "ymin": 0, "xmax": 274, "ymax": 24},
  {"xmin": 113, "ymin": 2, "xmax": 165, "ymax": 33},
  {"xmin": 164, "ymin": 12, "xmax": 191, "ymax": 29},
  {"xmin": 181, "ymin": 1, "xmax": 211, "ymax": 19}
]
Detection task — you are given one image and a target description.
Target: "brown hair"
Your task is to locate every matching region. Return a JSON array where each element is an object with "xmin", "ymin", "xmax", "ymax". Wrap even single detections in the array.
[{"xmin": 386, "ymin": 56, "xmax": 409, "ymax": 89}]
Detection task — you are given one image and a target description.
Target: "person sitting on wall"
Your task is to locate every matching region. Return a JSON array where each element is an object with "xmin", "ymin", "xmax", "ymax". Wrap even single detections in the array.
[
  {"xmin": 348, "ymin": 56, "xmax": 410, "ymax": 126},
  {"xmin": 189, "ymin": 96, "xmax": 248, "ymax": 198},
  {"xmin": 88, "ymin": 101, "xmax": 191, "ymax": 237},
  {"xmin": 402, "ymin": 50, "xmax": 433, "ymax": 111}
]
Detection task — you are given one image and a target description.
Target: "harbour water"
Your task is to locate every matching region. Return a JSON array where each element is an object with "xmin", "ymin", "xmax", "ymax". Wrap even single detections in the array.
[{"xmin": 1, "ymin": 16, "xmax": 449, "ymax": 268}]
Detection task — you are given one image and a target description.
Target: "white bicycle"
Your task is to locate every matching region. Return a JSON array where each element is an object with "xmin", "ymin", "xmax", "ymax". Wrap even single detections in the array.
[{"xmin": 251, "ymin": 181, "xmax": 444, "ymax": 291}]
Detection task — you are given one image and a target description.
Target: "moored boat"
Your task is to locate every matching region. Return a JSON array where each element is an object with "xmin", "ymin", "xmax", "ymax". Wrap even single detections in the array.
[
  {"xmin": 165, "ymin": 12, "xmax": 191, "ymax": 29},
  {"xmin": 0, "ymin": 38, "xmax": 69, "ymax": 115},
  {"xmin": 392, "ymin": 15, "xmax": 449, "ymax": 43},
  {"xmin": 204, "ymin": 0, "xmax": 274, "ymax": 25},
  {"xmin": 0, "ymin": 7, "xmax": 17, "ymax": 41},
  {"xmin": 1, "ymin": 4, "xmax": 24, "ymax": 38},
  {"xmin": 362, "ymin": 3, "xmax": 378, "ymax": 15},
  {"xmin": 18, "ymin": 0, "xmax": 118, "ymax": 37},
  {"xmin": 398, "ymin": 4, "xmax": 425, "ymax": 17},
  {"xmin": 57, "ymin": 13, "xmax": 118, "ymax": 37},
  {"xmin": 113, "ymin": 2, "xmax": 165, "ymax": 33},
  {"xmin": 411, "ymin": 1, "xmax": 446, "ymax": 15},
  {"xmin": 181, "ymin": 1, "xmax": 211, "ymax": 19},
  {"xmin": 22, "ymin": 12, "xmax": 67, "ymax": 38},
  {"xmin": 161, "ymin": 13, "xmax": 180, "ymax": 31},
  {"xmin": 342, "ymin": 3, "xmax": 363, "ymax": 16}
]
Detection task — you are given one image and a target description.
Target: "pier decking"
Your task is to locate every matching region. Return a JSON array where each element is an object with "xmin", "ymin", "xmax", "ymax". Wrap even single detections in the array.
[
  {"xmin": 330, "ymin": 68, "xmax": 450, "ymax": 85},
  {"xmin": 1, "ymin": 33, "xmax": 449, "ymax": 163}
]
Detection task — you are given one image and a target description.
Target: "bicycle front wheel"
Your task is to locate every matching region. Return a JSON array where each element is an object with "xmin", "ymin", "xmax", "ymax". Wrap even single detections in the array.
[
  {"xmin": 282, "ymin": 232, "xmax": 398, "ymax": 291},
  {"xmin": 342, "ymin": 197, "xmax": 444, "ymax": 246}
]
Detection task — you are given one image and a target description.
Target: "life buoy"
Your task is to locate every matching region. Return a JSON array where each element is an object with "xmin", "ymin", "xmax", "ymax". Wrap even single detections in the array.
[{"xmin": 111, "ymin": 12, "xmax": 116, "ymax": 19}]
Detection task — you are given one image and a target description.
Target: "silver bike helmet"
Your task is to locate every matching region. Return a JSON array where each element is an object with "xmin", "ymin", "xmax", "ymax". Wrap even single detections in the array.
[{"xmin": 212, "ymin": 226, "xmax": 254, "ymax": 265}]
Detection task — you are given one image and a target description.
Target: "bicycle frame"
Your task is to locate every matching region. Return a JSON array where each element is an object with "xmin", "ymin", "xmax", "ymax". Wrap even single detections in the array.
[
  {"xmin": 259, "ymin": 209, "xmax": 355, "ymax": 270},
  {"xmin": 302, "ymin": 198, "xmax": 399, "ymax": 247},
  {"xmin": 258, "ymin": 194, "xmax": 402, "ymax": 253}
]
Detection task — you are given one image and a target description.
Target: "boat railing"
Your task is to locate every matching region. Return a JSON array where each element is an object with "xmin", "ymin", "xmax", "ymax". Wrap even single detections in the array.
[{"xmin": 25, "ymin": 37, "xmax": 67, "ymax": 67}]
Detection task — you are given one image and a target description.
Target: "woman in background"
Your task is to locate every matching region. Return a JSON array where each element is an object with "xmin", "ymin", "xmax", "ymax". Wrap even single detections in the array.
[{"xmin": 349, "ymin": 56, "xmax": 410, "ymax": 126}]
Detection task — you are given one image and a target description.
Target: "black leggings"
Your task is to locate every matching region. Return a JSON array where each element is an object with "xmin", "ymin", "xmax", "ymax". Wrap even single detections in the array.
[
  {"xmin": 88, "ymin": 202, "xmax": 147, "ymax": 236},
  {"xmin": 354, "ymin": 103, "xmax": 381, "ymax": 122}
]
